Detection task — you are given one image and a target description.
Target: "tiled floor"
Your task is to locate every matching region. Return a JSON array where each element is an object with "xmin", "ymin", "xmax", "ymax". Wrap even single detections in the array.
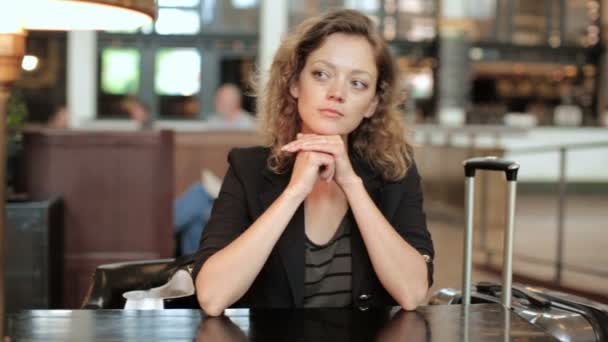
[{"xmin": 426, "ymin": 193, "xmax": 608, "ymax": 302}]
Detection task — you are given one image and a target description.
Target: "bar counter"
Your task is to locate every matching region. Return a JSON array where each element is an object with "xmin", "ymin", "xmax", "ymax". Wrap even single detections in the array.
[{"xmin": 8, "ymin": 303, "xmax": 556, "ymax": 341}]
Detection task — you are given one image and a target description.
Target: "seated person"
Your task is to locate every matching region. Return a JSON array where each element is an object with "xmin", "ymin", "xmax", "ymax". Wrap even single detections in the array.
[
  {"xmin": 193, "ymin": 9, "xmax": 434, "ymax": 315},
  {"xmin": 48, "ymin": 106, "xmax": 69, "ymax": 129},
  {"xmin": 121, "ymin": 96, "xmax": 154, "ymax": 130},
  {"xmin": 175, "ymin": 170, "xmax": 221, "ymax": 256},
  {"xmin": 205, "ymin": 83, "xmax": 255, "ymax": 129}
]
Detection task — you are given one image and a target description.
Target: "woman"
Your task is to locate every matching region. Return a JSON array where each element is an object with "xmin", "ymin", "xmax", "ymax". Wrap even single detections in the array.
[{"xmin": 194, "ymin": 9, "xmax": 434, "ymax": 315}]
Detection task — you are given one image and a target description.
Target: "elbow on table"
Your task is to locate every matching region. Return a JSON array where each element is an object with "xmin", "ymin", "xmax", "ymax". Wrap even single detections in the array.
[
  {"xmin": 196, "ymin": 272, "xmax": 228, "ymax": 316},
  {"xmin": 398, "ymin": 296, "xmax": 423, "ymax": 311},
  {"xmin": 197, "ymin": 290, "xmax": 227, "ymax": 316},
  {"xmin": 397, "ymin": 285, "xmax": 428, "ymax": 311}
]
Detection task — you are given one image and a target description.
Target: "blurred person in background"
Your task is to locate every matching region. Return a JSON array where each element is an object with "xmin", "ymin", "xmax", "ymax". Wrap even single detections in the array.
[
  {"xmin": 122, "ymin": 96, "xmax": 154, "ymax": 129},
  {"xmin": 174, "ymin": 84, "xmax": 254, "ymax": 254},
  {"xmin": 175, "ymin": 170, "xmax": 222, "ymax": 256},
  {"xmin": 206, "ymin": 83, "xmax": 255, "ymax": 129},
  {"xmin": 47, "ymin": 105, "xmax": 69, "ymax": 129}
]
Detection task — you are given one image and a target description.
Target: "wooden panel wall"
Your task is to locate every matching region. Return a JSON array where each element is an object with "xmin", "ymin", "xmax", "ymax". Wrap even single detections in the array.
[
  {"xmin": 21, "ymin": 129, "xmax": 174, "ymax": 308},
  {"xmin": 173, "ymin": 130, "xmax": 262, "ymax": 197}
]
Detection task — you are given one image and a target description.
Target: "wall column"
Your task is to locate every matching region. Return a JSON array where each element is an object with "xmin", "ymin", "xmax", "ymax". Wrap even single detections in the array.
[
  {"xmin": 259, "ymin": 0, "xmax": 288, "ymax": 87},
  {"xmin": 67, "ymin": 31, "xmax": 97, "ymax": 127},
  {"xmin": 438, "ymin": 0, "xmax": 472, "ymax": 125}
]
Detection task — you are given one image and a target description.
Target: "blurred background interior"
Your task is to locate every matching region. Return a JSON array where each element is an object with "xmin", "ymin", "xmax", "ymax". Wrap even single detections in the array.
[{"xmin": 4, "ymin": 0, "xmax": 608, "ymax": 312}]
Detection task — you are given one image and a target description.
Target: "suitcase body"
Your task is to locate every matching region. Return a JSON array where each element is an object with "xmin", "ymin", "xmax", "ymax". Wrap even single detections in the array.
[
  {"xmin": 429, "ymin": 157, "xmax": 608, "ymax": 342},
  {"xmin": 431, "ymin": 282, "xmax": 608, "ymax": 342}
]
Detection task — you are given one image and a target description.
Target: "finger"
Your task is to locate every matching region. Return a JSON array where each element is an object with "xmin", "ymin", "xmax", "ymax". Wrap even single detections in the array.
[
  {"xmin": 325, "ymin": 163, "xmax": 335, "ymax": 182},
  {"xmin": 280, "ymin": 143, "xmax": 295, "ymax": 152},
  {"xmin": 314, "ymin": 153, "xmax": 335, "ymax": 180},
  {"xmin": 290, "ymin": 141, "xmax": 342, "ymax": 156},
  {"xmin": 318, "ymin": 157, "xmax": 334, "ymax": 177},
  {"xmin": 289, "ymin": 136, "xmax": 341, "ymax": 153},
  {"xmin": 301, "ymin": 135, "xmax": 342, "ymax": 145},
  {"xmin": 281, "ymin": 141, "xmax": 308, "ymax": 152},
  {"xmin": 281, "ymin": 135, "xmax": 310, "ymax": 151},
  {"xmin": 319, "ymin": 163, "xmax": 334, "ymax": 182},
  {"xmin": 319, "ymin": 165, "xmax": 331, "ymax": 180},
  {"xmin": 297, "ymin": 133, "xmax": 340, "ymax": 143},
  {"xmin": 281, "ymin": 139, "xmax": 308, "ymax": 151}
]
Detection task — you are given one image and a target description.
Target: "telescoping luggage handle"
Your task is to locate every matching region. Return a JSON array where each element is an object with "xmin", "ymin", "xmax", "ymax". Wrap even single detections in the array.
[{"xmin": 462, "ymin": 156, "xmax": 520, "ymax": 309}]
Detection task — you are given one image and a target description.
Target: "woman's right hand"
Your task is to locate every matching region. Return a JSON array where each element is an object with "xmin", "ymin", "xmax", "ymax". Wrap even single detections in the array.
[{"xmin": 285, "ymin": 150, "xmax": 335, "ymax": 198}]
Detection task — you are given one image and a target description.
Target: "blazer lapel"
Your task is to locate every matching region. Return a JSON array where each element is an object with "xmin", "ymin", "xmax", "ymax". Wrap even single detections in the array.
[{"xmin": 259, "ymin": 167, "xmax": 305, "ymax": 306}]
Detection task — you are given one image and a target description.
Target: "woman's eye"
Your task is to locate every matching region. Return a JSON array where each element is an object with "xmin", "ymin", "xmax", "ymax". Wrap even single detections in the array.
[
  {"xmin": 352, "ymin": 80, "xmax": 368, "ymax": 90},
  {"xmin": 312, "ymin": 70, "xmax": 329, "ymax": 80}
]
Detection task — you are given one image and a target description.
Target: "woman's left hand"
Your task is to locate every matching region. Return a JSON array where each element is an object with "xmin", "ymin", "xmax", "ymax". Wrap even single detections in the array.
[{"xmin": 281, "ymin": 133, "xmax": 361, "ymax": 187}]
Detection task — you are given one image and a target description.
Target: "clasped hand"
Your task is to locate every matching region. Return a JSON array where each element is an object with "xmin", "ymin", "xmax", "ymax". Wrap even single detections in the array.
[{"xmin": 282, "ymin": 133, "xmax": 360, "ymax": 196}]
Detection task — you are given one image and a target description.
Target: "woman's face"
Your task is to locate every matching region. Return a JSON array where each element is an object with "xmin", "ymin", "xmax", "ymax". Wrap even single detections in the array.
[{"xmin": 290, "ymin": 33, "xmax": 379, "ymax": 136}]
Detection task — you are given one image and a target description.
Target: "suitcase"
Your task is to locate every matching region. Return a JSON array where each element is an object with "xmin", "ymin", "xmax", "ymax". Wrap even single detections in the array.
[{"xmin": 429, "ymin": 156, "xmax": 608, "ymax": 342}]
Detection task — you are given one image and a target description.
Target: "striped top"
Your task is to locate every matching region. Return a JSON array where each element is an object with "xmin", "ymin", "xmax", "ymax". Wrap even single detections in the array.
[{"xmin": 303, "ymin": 213, "xmax": 352, "ymax": 308}]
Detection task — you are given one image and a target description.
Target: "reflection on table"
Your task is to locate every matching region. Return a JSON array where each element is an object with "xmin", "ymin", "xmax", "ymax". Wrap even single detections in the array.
[{"xmin": 8, "ymin": 303, "xmax": 555, "ymax": 341}]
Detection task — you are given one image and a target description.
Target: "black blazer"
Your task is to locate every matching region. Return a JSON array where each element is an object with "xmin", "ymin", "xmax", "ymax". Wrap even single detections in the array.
[{"xmin": 193, "ymin": 146, "xmax": 434, "ymax": 310}]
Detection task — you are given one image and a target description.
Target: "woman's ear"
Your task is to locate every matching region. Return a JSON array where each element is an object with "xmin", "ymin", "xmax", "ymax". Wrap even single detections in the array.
[
  {"xmin": 289, "ymin": 82, "xmax": 299, "ymax": 99},
  {"xmin": 364, "ymin": 97, "xmax": 379, "ymax": 118}
]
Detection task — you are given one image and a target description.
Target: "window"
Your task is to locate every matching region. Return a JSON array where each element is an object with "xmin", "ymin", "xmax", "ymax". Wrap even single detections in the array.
[
  {"xmin": 155, "ymin": 8, "xmax": 201, "ymax": 35},
  {"xmin": 98, "ymin": 48, "xmax": 141, "ymax": 118},
  {"xmin": 98, "ymin": 0, "xmax": 259, "ymax": 120},
  {"xmin": 155, "ymin": 48, "xmax": 202, "ymax": 119},
  {"xmin": 158, "ymin": 0, "xmax": 200, "ymax": 6},
  {"xmin": 101, "ymin": 48, "xmax": 140, "ymax": 95}
]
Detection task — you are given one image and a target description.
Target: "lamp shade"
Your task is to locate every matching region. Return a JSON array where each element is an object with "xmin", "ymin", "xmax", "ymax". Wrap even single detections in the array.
[{"xmin": 15, "ymin": 0, "xmax": 155, "ymax": 32}]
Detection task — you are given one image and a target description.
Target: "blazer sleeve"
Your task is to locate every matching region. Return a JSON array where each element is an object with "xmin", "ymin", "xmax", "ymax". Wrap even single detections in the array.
[
  {"xmin": 192, "ymin": 150, "xmax": 253, "ymax": 280},
  {"xmin": 388, "ymin": 163, "xmax": 435, "ymax": 287}
]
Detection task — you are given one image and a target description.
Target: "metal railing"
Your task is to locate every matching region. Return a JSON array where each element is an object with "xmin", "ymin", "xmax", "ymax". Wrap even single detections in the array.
[
  {"xmin": 481, "ymin": 140, "xmax": 608, "ymax": 285},
  {"xmin": 416, "ymin": 125, "xmax": 608, "ymax": 286}
]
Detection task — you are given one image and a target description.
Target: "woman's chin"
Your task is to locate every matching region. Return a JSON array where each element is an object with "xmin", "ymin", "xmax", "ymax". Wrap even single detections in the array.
[{"xmin": 302, "ymin": 124, "xmax": 351, "ymax": 136}]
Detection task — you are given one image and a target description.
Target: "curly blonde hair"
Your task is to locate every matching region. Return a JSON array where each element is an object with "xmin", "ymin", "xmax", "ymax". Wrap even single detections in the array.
[{"xmin": 256, "ymin": 9, "xmax": 413, "ymax": 181}]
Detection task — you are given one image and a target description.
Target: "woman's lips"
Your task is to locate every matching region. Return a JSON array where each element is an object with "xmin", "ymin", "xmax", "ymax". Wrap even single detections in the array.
[{"xmin": 319, "ymin": 108, "xmax": 343, "ymax": 117}]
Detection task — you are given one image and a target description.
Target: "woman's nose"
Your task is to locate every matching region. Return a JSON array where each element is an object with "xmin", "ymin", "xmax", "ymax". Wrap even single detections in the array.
[{"xmin": 326, "ymin": 80, "xmax": 346, "ymax": 103}]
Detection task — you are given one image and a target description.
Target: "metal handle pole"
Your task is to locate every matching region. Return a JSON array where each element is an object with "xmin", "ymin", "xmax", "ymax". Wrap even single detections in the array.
[
  {"xmin": 480, "ymin": 171, "xmax": 489, "ymax": 262},
  {"xmin": 503, "ymin": 305, "xmax": 512, "ymax": 342},
  {"xmin": 555, "ymin": 147, "xmax": 567, "ymax": 284},
  {"xmin": 463, "ymin": 156, "xmax": 519, "ymax": 308},
  {"xmin": 462, "ymin": 177, "xmax": 475, "ymax": 305},
  {"xmin": 501, "ymin": 180, "xmax": 517, "ymax": 308}
]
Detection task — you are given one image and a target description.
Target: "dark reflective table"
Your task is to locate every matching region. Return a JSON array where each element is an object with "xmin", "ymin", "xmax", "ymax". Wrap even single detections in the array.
[{"xmin": 8, "ymin": 303, "xmax": 556, "ymax": 341}]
